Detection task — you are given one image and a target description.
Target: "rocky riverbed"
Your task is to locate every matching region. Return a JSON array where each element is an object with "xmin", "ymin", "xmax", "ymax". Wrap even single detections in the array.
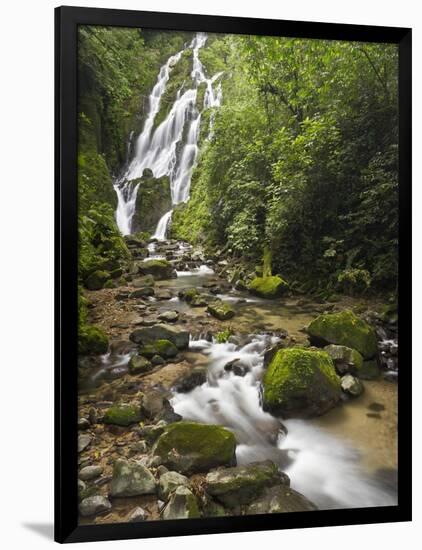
[{"xmin": 78, "ymin": 238, "xmax": 398, "ymax": 524}]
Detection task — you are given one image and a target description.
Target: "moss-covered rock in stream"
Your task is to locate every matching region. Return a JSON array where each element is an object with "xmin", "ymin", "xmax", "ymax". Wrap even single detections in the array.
[
  {"xmin": 130, "ymin": 171, "xmax": 172, "ymax": 234},
  {"xmin": 152, "ymin": 421, "xmax": 237, "ymax": 474},
  {"xmin": 137, "ymin": 259, "xmax": 174, "ymax": 280},
  {"xmin": 207, "ymin": 300, "xmax": 235, "ymax": 321},
  {"xmin": 78, "ymin": 325, "xmax": 109, "ymax": 355},
  {"xmin": 248, "ymin": 276, "xmax": 289, "ymax": 299},
  {"xmin": 204, "ymin": 460, "xmax": 288, "ymax": 508},
  {"xmin": 84, "ymin": 270, "xmax": 111, "ymax": 290},
  {"xmin": 161, "ymin": 486, "xmax": 201, "ymax": 520},
  {"xmin": 128, "ymin": 355, "xmax": 153, "ymax": 374},
  {"xmin": 263, "ymin": 348, "xmax": 341, "ymax": 418},
  {"xmin": 139, "ymin": 339, "xmax": 178, "ymax": 359},
  {"xmin": 103, "ymin": 403, "xmax": 143, "ymax": 426},
  {"xmin": 130, "ymin": 324, "xmax": 190, "ymax": 350},
  {"xmin": 307, "ymin": 310, "xmax": 378, "ymax": 359},
  {"xmin": 323, "ymin": 344, "xmax": 363, "ymax": 375},
  {"xmin": 246, "ymin": 484, "xmax": 317, "ymax": 514}
]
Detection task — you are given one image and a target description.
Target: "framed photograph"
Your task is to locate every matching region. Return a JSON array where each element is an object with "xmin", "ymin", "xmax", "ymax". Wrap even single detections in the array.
[{"xmin": 55, "ymin": 5, "xmax": 411, "ymax": 543}]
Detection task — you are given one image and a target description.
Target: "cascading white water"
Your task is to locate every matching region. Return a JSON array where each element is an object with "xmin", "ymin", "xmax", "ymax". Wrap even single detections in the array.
[
  {"xmin": 172, "ymin": 336, "xmax": 397, "ymax": 510},
  {"xmin": 114, "ymin": 32, "xmax": 223, "ymax": 237},
  {"xmin": 152, "ymin": 210, "xmax": 173, "ymax": 241}
]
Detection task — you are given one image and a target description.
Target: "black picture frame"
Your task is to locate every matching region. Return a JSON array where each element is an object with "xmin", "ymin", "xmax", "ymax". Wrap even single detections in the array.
[{"xmin": 55, "ymin": 5, "xmax": 412, "ymax": 544}]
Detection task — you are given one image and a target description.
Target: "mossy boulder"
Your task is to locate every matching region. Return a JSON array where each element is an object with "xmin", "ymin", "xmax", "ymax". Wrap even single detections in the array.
[
  {"xmin": 307, "ymin": 310, "xmax": 378, "ymax": 359},
  {"xmin": 207, "ymin": 300, "xmax": 235, "ymax": 321},
  {"xmin": 248, "ymin": 276, "xmax": 288, "ymax": 299},
  {"xmin": 103, "ymin": 403, "xmax": 143, "ymax": 427},
  {"xmin": 138, "ymin": 259, "xmax": 174, "ymax": 280},
  {"xmin": 84, "ymin": 270, "xmax": 110, "ymax": 290},
  {"xmin": 204, "ymin": 460, "xmax": 287, "ymax": 508},
  {"xmin": 263, "ymin": 348, "xmax": 342, "ymax": 418},
  {"xmin": 161, "ymin": 486, "xmax": 201, "ymax": 520},
  {"xmin": 158, "ymin": 471, "xmax": 190, "ymax": 501},
  {"xmin": 128, "ymin": 355, "xmax": 153, "ymax": 374},
  {"xmin": 246, "ymin": 485, "xmax": 317, "ymax": 514},
  {"xmin": 129, "ymin": 324, "xmax": 189, "ymax": 350},
  {"xmin": 139, "ymin": 339, "xmax": 178, "ymax": 359},
  {"xmin": 323, "ymin": 344, "xmax": 364, "ymax": 375},
  {"xmin": 78, "ymin": 325, "xmax": 109, "ymax": 355},
  {"xmin": 109, "ymin": 459, "xmax": 156, "ymax": 497},
  {"xmin": 152, "ymin": 421, "xmax": 237, "ymax": 474}
]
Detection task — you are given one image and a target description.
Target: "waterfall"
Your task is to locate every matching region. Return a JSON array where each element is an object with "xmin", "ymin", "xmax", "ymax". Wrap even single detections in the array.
[{"xmin": 113, "ymin": 32, "xmax": 223, "ymax": 237}]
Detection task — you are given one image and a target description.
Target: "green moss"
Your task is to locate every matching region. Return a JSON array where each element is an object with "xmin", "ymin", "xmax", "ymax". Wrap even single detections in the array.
[
  {"xmin": 139, "ymin": 339, "xmax": 178, "ymax": 359},
  {"xmin": 138, "ymin": 259, "xmax": 173, "ymax": 280},
  {"xmin": 215, "ymin": 328, "xmax": 233, "ymax": 343},
  {"xmin": 207, "ymin": 301, "xmax": 235, "ymax": 321},
  {"xmin": 263, "ymin": 347, "xmax": 341, "ymax": 417},
  {"xmin": 103, "ymin": 403, "xmax": 142, "ymax": 426},
  {"xmin": 84, "ymin": 270, "xmax": 110, "ymax": 290},
  {"xmin": 307, "ymin": 310, "xmax": 378, "ymax": 359},
  {"xmin": 178, "ymin": 287, "xmax": 200, "ymax": 302},
  {"xmin": 128, "ymin": 355, "xmax": 152, "ymax": 374},
  {"xmin": 155, "ymin": 339, "xmax": 178, "ymax": 358},
  {"xmin": 248, "ymin": 276, "xmax": 288, "ymax": 299},
  {"xmin": 153, "ymin": 421, "xmax": 237, "ymax": 474},
  {"xmin": 78, "ymin": 325, "xmax": 109, "ymax": 355}
]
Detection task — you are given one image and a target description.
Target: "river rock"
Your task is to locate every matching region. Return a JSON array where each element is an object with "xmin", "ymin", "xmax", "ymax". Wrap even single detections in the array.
[
  {"xmin": 79, "ymin": 465, "xmax": 103, "ymax": 481},
  {"xmin": 248, "ymin": 275, "xmax": 288, "ymax": 299},
  {"xmin": 138, "ymin": 259, "xmax": 174, "ymax": 280},
  {"xmin": 128, "ymin": 355, "xmax": 153, "ymax": 374},
  {"xmin": 158, "ymin": 310, "xmax": 179, "ymax": 323},
  {"xmin": 173, "ymin": 367, "xmax": 207, "ymax": 392},
  {"xmin": 139, "ymin": 339, "xmax": 178, "ymax": 359},
  {"xmin": 158, "ymin": 471, "xmax": 190, "ymax": 500},
  {"xmin": 132, "ymin": 275, "xmax": 155, "ymax": 287},
  {"xmin": 204, "ymin": 460, "xmax": 288, "ymax": 507},
  {"xmin": 152, "ymin": 421, "xmax": 237, "ymax": 474},
  {"xmin": 155, "ymin": 289, "xmax": 173, "ymax": 300},
  {"xmin": 103, "ymin": 403, "xmax": 143, "ymax": 427},
  {"xmin": 323, "ymin": 344, "xmax": 363, "ymax": 375},
  {"xmin": 127, "ymin": 506, "xmax": 148, "ymax": 522},
  {"xmin": 307, "ymin": 310, "xmax": 378, "ymax": 359},
  {"xmin": 78, "ymin": 433, "xmax": 92, "ymax": 453},
  {"xmin": 79, "ymin": 495, "xmax": 112, "ymax": 517},
  {"xmin": 130, "ymin": 287, "xmax": 155, "ymax": 299},
  {"xmin": 109, "ymin": 459, "xmax": 156, "ymax": 497},
  {"xmin": 78, "ymin": 417, "xmax": 90, "ymax": 431},
  {"xmin": 207, "ymin": 300, "xmax": 235, "ymax": 321},
  {"xmin": 246, "ymin": 485, "xmax": 317, "ymax": 514},
  {"xmin": 263, "ymin": 347, "xmax": 341, "ymax": 418},
  {"xmin": 129, "ymin": 324, "xmax": 189, "ymax": 349},
  {"xmin": 79, "ymin": 325, "xmax": 109, "ymax": 355},
  {"xmin": 161, "ymin": 486, "xmax": 201, "ymax": 519},
  {"xmin": 84, "ymin": 270, "xmax": 110, "ymax": 291},
  {"xmin": 341, "ymin": 374, "xmax": 364, "ymax": 397}
]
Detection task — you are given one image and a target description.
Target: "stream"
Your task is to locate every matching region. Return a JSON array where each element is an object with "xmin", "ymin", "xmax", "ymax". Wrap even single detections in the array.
[{"xmin": 83, "ymin": 243, "xmax": 398, "ymax": 512}]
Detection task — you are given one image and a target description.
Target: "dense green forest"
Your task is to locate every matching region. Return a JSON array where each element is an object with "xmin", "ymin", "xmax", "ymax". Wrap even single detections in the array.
[{"xmin": 78, "ymin": 27, "xmax": 398, "ymax": 305}]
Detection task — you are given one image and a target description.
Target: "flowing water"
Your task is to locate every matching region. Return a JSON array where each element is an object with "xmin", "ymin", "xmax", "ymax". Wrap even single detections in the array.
[
  {"xmin": 114, "ymin": 33, "xmax": 223, "ymax": 236},
  {"xmin": 172, "ymin": 333, "xmax": 398, "ymax": 510}
]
